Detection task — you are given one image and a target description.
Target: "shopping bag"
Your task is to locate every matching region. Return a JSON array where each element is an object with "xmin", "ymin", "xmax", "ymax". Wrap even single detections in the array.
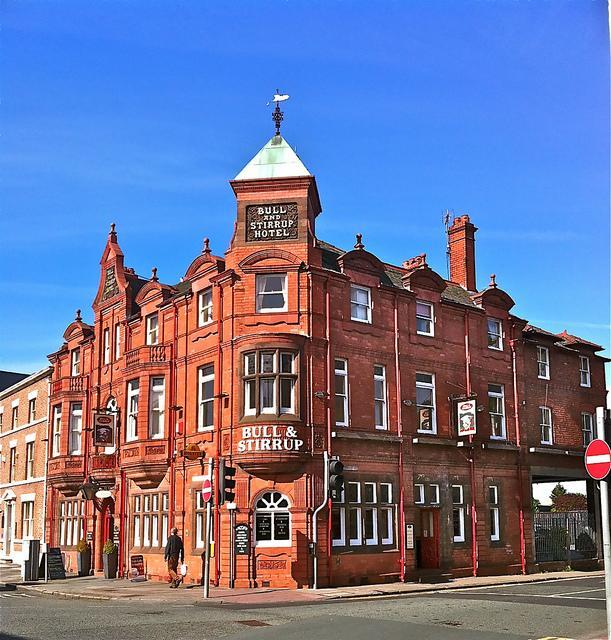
[{"xmin": 180, "ymin": 563, "xmax": 188, "ymax": 577}]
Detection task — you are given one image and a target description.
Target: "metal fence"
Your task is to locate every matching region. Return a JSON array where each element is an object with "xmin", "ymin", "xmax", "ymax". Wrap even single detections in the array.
[{"xmin": 534, "ymin": 511, "xmax": 597, "ymax": 563}]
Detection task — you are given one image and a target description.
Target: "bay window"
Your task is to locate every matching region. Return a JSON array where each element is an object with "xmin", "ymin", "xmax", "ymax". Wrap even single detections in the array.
[
  {"xmin": 126, "ymin": 380, "xmax": 139, "ymax": 441},
  {"xmin": 69, "ymin": 402, "xmax": 82, "ymax": 455},
  {"xmin": 149, "ymin": 377, "xmax": 165, "ymax": 438},
  {"xmin": 256, "ymin": 274, "xmax": 287, "ymax": 312},
  {"xmin": 52, "ymin": 405, "xmax": 62, "ymax": 456},
  {"xmin": 242, "ymin": 350, "xmax": 296, "ymax": 418}
]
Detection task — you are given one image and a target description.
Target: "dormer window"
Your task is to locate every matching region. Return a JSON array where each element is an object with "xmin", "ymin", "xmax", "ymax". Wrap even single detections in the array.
[
  {"xmin": 198, "ymin": 288, "xmax": 213, "ymax": 326},
  {"xmin": 71, "ymin": 349, "xmax": 81, "ymax": 376},
  {"xmin": 256, "ymin": 274, "xmax": 287, "ymax": 313},
  {"xmin": 146, "ymin": 313, "xmax": 159, "ymax": 346},
  {"xmin": 487, "ymin": 318, "xmax": 503, "ymax": 350},
  {"xmin": 416, "ymin": 301, "xmax": 434, "ymax": 336},
  {"xmin": 350, "ymin": 285, "xmax": 372, "ymax": 323}
]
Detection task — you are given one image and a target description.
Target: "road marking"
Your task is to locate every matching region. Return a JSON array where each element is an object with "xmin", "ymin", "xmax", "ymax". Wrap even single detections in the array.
[
  {"xmin": 0, "ymin": 593, "xmax": 36, "ymax": 598},
  {"xmin": 554, "ymin": 588, "xmax": 606, "ymax": 596},
  {"xmin": 470, "ymin": 591, "xmax": 605, "ymax": 601},
  {"xmin": 536, "ymin": 637, "xmax": 575, "ymax": 640}
]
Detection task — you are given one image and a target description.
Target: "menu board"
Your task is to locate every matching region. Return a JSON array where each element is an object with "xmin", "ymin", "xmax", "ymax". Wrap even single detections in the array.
[
  {"xmin": 235, "ymin": 524, "xmax": 250, "ymax": 555},
  {"xmin": 130, "ymin": 554, "xmax": 146, "ymax": 581},
  {"xmin": 274, "ymin": 514, "xmax": 290, "ymax": 541},
  {"xmin": 44, "ymin": 548, "xmax": 66, "ymax": 580}
]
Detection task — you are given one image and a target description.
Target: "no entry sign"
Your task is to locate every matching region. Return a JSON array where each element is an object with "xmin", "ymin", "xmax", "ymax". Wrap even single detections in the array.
[
  {"xmin": 202, "ymin": 478, "xmax": 212, "ymax": 503},
  {"xmin": 585, "ymin": 439, "xmax": 611, "ymax": 480}
]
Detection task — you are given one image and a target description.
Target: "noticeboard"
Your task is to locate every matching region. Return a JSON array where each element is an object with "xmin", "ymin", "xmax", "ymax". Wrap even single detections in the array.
[
  {"xmin": 130, "ymin": 554, "xmax": 146, "ymax": 581},
  {"xmin": 405, "ymin": 524, "xmax": 415, "ymax": 550},
  {"xmin": 234, "ymin": 524, "xmax": 250, "ymax": 555}
]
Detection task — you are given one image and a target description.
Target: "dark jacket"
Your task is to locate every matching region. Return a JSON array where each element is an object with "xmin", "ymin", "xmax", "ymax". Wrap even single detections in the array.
[{"xmin": 164, "ymin": 534, "xmax": 184, "ymax": 562}]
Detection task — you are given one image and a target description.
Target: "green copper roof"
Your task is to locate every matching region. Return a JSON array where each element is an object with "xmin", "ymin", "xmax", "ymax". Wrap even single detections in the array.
[{"xmin": 234, "ymin": 135, "xmax": 311, "ymax": 180}]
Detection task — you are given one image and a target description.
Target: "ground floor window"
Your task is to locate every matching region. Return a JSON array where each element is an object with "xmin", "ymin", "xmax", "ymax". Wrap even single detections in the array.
[
  {"xmin": 58, "ymin": 499, "xmax": 85, "ymax": 547},
  {"xmin": 254, "ymin": 491, "xmax": 291, "ymax": 547},
  {"xmin": 194, "ymin": 491, "xmax": 214, "ymax": 549},
  {"xmin": 452, "ymin": 485, "xmax": 465, "ymax": 543},
  {"xmin": 332, "ymin": 480, "xmax": 395, "ymax": 550},
  {"xmin": 132, "ymin": 491, "xmax": 169, "ymax": 549},
  {"xmin": 489, "ymin": 485, "xmax": 500, "ymax": 542},
  {"xmin": 21, "ymin": 500, "xmax": 34, "ymax": 539}
]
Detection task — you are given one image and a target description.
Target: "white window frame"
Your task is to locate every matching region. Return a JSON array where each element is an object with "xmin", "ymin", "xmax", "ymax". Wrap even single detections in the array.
[
  {"xmin": 198, "ymin": 288, "xmax": 213, "ymax": 327},
  {"xmin": 334, "ymin": 358, "xmax": 349, "ymax": 427},
  {"xmin": 255, "ymin": 274, "xmax": 287, "ymax": 313},
  {"xmin": 21, "ymin": 499, "xmax": 35, "ymax": 540},
  {"xmin": 363, "ymin": 506, "xmax": 378, "ymax": 546},
  {"xmin": 28, "ymin": 397, "xmax": 37, "ymax": 423},
  {"xmin": 416, "ymin": 372, "xmax": 436, "ymax": 434},
  {"xmin": 52, "ymin": 405, "xmax": 62, "ymax": 457},
  {"xmin": 253, "ymin": 491, "xmax": 292, "ymax": 548},
  {"xmin": 540, "ymin": 406, "xmax": 553, "ymax": 445},
  {"xmin": 126, "ymin": 380, "xmax": 139, "ymax": 442},
  {"xmin": 430, "ymin": 483, "xmax": 440, "ymax": 505},
  {"xmin": 11, "ymin": 405, "xmax": 18, "ymax": 429},
  {"xmin": 25, "ymin": 441, "xmax": 35, "ymax": 479},
  {"xmin": 103, "ymin": 327, "xmax": 111, "ymax": 365},
  {"xmin": 114, "ymin": 323, "xmax": 121, "ymax": 359},
  {"xmin": 452, "ymin": 484, "xmax": 465, "ymax": 543},
  {"xmin": 198, "ymin": 366, "xmax": 215, "ymax": 431},
  {"xmin": 69, "ymin": 402, "xmax": 82, "ymax": 455},
  {"xmin": 148, "ymin": 377, "xmax": 165, "ymax": 439},
  {"xmin": 416, "ymin": 300, "xmax": 434, "ymax": 336},
  {"xmin": 414, "ymin": 483, "xmax": 425, "ymax": 504},
  {"xmin": 488, "ymin": 384, "xmax": 506, "ymax": 440},
  {"xmin": 373, "ymin": 364, "xmax": 388, "ymax": 430},
  {"xmin": 332, "ymin": 489, "xmax": 346, "ymax": 547},
  {"xmin": 350, "ymin": 284, "xmax": 372, "ymax": 324},
  {"xmin": 489, "ymin": 485, "xmax": 500, "ymax": 542},
  {"xmin": 580, "ymin": 356, "xmax": 591, "ymax": 387},
  {"xmin": 146, "ymin": 313, "xmax": 159, "ymax": 346},
  {"xmin": 71, "ymin": 349, "xmax": 80, "ymax": 376},
  {"xmin": 582, "ymin": 412, "xmax": 594, "ymax": 447},
  {"xmin": 347, "ymin": 482, "xmax": 363, "ymax": 546},
  {"xmin": 487, "ymin": 318, "xmax": 503, "ymax": 351},
  {"xmin": 537, "ymin": 346, "xmax": 550, "ymax": 380}
]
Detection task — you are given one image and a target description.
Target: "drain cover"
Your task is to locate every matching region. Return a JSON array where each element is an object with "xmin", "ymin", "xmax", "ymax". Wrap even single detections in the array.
[{"xmin": 238, "ymin": 620, "xmax": 271, "ymax": 627}]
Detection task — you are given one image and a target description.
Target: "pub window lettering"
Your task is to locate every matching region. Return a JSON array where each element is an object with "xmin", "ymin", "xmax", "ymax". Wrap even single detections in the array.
[{"xmin": 254, "ymin": 491, "xmax": 291, "ymax": 547}]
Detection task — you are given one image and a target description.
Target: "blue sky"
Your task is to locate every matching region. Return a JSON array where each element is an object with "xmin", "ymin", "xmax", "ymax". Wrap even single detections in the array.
[{"xmin": 1, "ymin": 0, "xmax": 609, "ymax": 375}]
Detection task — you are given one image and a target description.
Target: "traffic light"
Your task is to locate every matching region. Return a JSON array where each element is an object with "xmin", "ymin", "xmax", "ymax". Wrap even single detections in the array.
[
  {"xmin": 218, "ymin": 458, "xmax": 236, "ymax": 505},
  {"xmin": 328, "ymin": 458, "xmax": 344, "ymax": 500}
]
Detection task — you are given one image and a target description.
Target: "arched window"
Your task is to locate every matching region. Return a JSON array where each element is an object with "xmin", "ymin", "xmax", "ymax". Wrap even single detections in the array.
[{"xmin": 254, "ymin": 491, "xmax": 291, "ymax": 547}]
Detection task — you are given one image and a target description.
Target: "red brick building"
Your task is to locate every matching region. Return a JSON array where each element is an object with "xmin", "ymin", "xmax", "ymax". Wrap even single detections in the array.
[{"xmin": 45, "ymin": 129, "xmax": 607, "ymax": 588}]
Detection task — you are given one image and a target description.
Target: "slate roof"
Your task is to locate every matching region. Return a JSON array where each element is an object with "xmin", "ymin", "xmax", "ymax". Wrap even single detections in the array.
[
  {"xmin": 0, "ymin": 371, "xmax": 29, "ymax": 393},
  {"xmin": 316, "ymin": 239, "xmax": 478, "ymax": 308}
]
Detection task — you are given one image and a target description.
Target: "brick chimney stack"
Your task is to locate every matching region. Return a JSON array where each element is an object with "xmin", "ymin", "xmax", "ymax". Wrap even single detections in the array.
[{"xmin": 448, "ymin": 215, "xmax": 478, "ymax": 291}]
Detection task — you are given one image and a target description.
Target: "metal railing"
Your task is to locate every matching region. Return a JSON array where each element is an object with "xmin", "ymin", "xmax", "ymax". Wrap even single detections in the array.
[{"xmin": 534, "ymin": 511, "xmax": 597, "ymax": 563}]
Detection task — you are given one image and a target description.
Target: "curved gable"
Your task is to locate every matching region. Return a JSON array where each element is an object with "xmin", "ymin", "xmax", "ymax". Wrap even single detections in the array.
[
  {"xmin": 473, "ymin": 286, "xmax": 515, "ymax": 311},
  {"xmin": 239, "ymin": 248, "xmax": 302, "ymax": 273},
  {"xmin": 402, "ymin": 266, "xmax": 447, "ymax": 293},
  {"xmin": 338, "ymin": 249, "xmax": 385, "ymax": 277}
]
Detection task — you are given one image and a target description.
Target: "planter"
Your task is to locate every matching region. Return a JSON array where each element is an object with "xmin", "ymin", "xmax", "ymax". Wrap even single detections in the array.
[
  {"xmin": 77, "ymin": 550, "xmax": 91, "ymax": 577},
  {"xmin": 103, "ymin": 551, "xmax": 118, "ymax": 579}
]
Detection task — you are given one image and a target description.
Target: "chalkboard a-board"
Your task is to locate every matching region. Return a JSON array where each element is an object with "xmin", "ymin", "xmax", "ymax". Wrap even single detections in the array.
[{"xmin": 40, "ymin": 548, "xmax": 66, "ymax": 580}]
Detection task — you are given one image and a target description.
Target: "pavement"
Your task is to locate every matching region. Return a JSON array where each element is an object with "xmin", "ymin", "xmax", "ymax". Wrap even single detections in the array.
[{"xmin": 11, "ymin": 568, "xmax": 606, "ymax": 606}]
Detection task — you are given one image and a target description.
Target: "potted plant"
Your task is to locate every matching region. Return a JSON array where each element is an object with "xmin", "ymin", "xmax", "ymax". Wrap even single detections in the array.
[
  {"xmin": 76, "ymin": 539, "xmax": 91, "ymax": 577},
  {"xmin": 102, "ymin": 540, "xmax": 118, "ymax": 579}
]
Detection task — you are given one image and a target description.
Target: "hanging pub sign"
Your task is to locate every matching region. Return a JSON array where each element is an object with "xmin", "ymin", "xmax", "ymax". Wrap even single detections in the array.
[
  {"xmin": 93, "ymin": 412, "xmax": 116, "ymax": 447},
  {"xmin": 457, "ymin": 399, "xmax": 477, "ymax": 437},
  {"xmin": 245, "ymin": 203, "xmax": 298, "ymax": 242}
]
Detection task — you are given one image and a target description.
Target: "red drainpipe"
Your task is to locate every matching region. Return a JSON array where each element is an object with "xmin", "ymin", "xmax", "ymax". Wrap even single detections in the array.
[
  {"xmin": 464, "ymin": 312, "xmax": 477, "ymax": 577},
  {"xmin": 510, "ymin": 330, "xmax": 527, "ymax": 574},
  {"xmin": 215, "ymin": 285, "xmax": 224, "ymax": 586},
  {"xmin": 325, "ymin": 280, "xmax": 333, "ymax": 586},
  {"xmin": 394, "ymin": 293, "xmax": 406, "ymax": 581}
]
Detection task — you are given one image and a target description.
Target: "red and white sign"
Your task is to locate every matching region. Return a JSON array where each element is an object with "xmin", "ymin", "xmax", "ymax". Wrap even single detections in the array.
[
  {"xmin": 585, "ymin": 439, "xmax": 611, "ymax": 480},
  {"xmin": 201, "ymin": 479, "xmax": 212, "ymax": 503},
  {"xmin": 457, "ymin": 399, "xmax": 477, "ymax": 437}
]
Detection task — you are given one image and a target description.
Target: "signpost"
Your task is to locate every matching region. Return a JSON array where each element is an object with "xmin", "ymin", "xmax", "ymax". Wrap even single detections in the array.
[
  {"xmin": 202, "ymin": 460, "xmax": 214, "ymax": 599},
  {"xmin": 592, "ymin": 408, "xmax": 611, "ymax": 640}
]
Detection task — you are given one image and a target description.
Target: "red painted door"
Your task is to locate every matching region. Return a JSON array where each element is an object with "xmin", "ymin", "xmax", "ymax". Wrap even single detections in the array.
[{"xmin": 419, "ymin": 509, "xmax": 439, "ymax": 569}]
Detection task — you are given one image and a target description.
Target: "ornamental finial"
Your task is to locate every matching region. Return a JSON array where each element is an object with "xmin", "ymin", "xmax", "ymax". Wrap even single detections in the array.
[
  {"xmin": 269, "ymin": 89, "xmax": 289, "ymax": 136},
  {"xmin": 109, "ymin": 222, "xmax": 117, "ymax": 239},
  {"xmin": 75, "ymin": 309, "xmax": 82, "ymax": 322},
  {"xmin": 203, "ymin": 237, "xmax": 211, "ymax": 255},
  {"xmin": 354, "ymin": 233, "xmax": 364, "ymax": 250},
  {"xmin": 151, "ymin": 267, "xmax": 158, "ymax": 282},
  {"xmin": 489, "ymin": 273, "xmax": 497, "ymax": 288}
]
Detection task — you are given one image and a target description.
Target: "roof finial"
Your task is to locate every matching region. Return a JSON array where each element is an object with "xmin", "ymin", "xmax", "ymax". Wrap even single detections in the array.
[
  {"xmin": 489, "ymin": 273, "xmax": 497, "ymax": 288},
  {"xmin": 109, "ymin": 222, "xmax": 117, "ymax": 238},
  {"xmin": 151, "ymin": 267, "xmax": 158, "ymax": 282},
  {"xmin": 354, "ymin": 233, "xmax": 364, "ymax": 250},
  {"xmin": 270, "ymin": 89, "xmax": 289, "ymax": 137},
  {"xmin": 203, "ymin": 237, "xmax": 211, "ymax": 255},
  {"xmin": 75, "ymin": 309, "xmax": 82, "ymax": 322}
]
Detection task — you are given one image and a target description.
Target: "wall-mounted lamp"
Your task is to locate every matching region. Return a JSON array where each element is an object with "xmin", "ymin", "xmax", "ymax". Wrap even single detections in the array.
[
  {"xmin": 314, "ymin": 391, "xmax": 329, "ymax": 399},
  {"xmin": 402, "ymin": 400, "xmax": 414, "ymax": 407},
  {"xmin": 476, "ymin": 405, "xmax": 485, "ymax": 413}
]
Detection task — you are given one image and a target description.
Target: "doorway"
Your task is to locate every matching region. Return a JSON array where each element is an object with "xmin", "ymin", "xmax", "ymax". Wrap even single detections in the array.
[
  {"xmin": 417, "ymin": 509, "xmax": 439, "ymax": 569},
  {"xmin": 3, "ymin": 501, "xmax": 14, "ymax": 558}
]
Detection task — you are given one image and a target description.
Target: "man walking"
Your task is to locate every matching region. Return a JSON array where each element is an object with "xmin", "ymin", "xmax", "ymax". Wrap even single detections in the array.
[{"xmin": 164, "ymin": 527, "xmax": 184, "ymax": 588}]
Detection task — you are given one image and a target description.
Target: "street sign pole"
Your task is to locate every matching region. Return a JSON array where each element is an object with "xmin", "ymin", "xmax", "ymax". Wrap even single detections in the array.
[
  {"xmin": 595, "ymin": 406, "xmax": 611, "ymax": 640},
  {"xmin": 203, "ymin": 458, "xmax": 214, "ymax": 599}
]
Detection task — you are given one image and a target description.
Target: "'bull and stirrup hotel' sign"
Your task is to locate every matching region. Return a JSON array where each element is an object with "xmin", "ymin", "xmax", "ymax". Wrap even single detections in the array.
[{"xmin": 246, "ymin": 203, "xmax": 298, "ymax": 242}]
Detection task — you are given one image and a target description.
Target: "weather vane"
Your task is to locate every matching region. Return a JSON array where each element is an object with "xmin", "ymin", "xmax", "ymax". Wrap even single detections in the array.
[{"xmin": 268, "ymin": 89, "xmax": 289, "ymax": 136}]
